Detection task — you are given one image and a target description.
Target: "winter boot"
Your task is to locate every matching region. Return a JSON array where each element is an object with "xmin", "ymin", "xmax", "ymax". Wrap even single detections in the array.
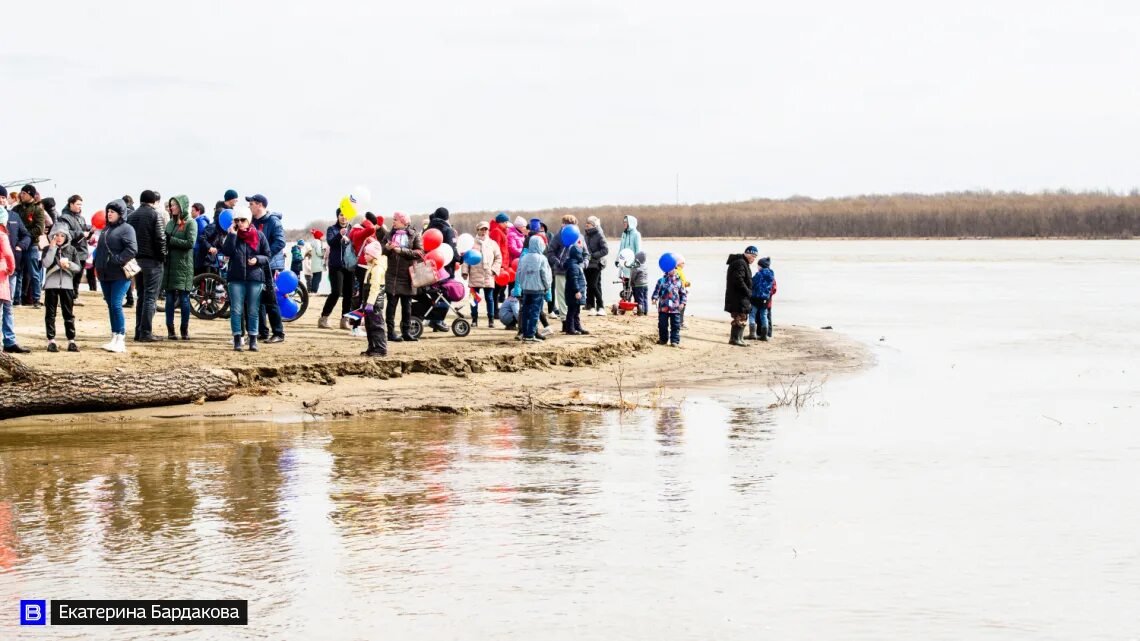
[
  {"xmin": 318, "ymin": 315, "xmax": 331, "ymax": 329},
  {"xmin": 747, "ymin": 323, "xmax": 757, "ymax": 340},
  {"xmin": 233, "ymin": 335, "xmax": 243, "ymax": 352},
  {"xmin": 730, "ymin": 326, "xmax": 748, "ymax": 347},
  {"xmin": 247, "ymin": 335, "xmax": 259, "ymax": 352},
  {"xmin": 340, "ymin": 317, "xmax": 351, "ymax": 330},
  {"xmin": 388, "ymin": 322, "xmax": 402, "ymax": 342},
  {"xmin": 167, "ymin": 324, "xmax": 177, "ymax": 340}
]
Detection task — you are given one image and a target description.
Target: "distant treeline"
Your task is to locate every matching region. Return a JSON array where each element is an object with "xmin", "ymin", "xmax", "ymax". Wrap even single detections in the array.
[{"xmin": 443, "ymin": 191, "xmax": 1140, "ymax": 239}]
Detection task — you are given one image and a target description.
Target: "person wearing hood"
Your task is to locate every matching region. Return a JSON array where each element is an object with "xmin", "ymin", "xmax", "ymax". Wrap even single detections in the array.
[
  {"xmin": 583, "ymin": 216, "xmax": 609, "ymax": 315},
  {"xmin": 41, "ymin": 224, "xmax": 82, "ymax": 352},
  {"xmin": 56, "ymin": 195, "xmax": 92, "ymax": 301},
  {"xmin": 162, "ymin": 195, "xmax": 197, "ymax": 340},
  {"xmin": 616, "ymin": 215, "xmax": 642, "ymax": 283},
  {"xmin": 320, "ymin": 209, "xmax": 356, "ymax": 329},
  {"xmin": 489, "ymin": 213, "xmax": 511, "ymax": 303},
  {"xmin": 428, "ymin": 207, "xmax": 458, "ymax": 276},
  {"xmin": 383, "ymin": 212, "xmax": 424, "ymax": 341},
  {"xmin": 507, "ymin": 216, "xmax": 527, "ymax": 261},
  {"xmin": 95, "ymin": 200, "xmax": 138, "ymax": 353},
  {"xmin": 0, "ymin": 213, "xmax": 30, "ymax": 354},
  {"xmin": 360, "ymin": 241, "xmax": 388, "ymax": 357},
  {"xmin": 516, "ymin": 235, "xmax": 552, "ymax": 342},
  {"xmin": 630, "ymin": 251, "xmax": 650, "ymax": 315},
  {"xmin": 562, "ymin": 244, "xmax": 588, "ymax": 335},
  {"xmin": 126, "ymin": 190, "xmax": 167, "ymax": 342},
  {"xmin": 191, "ymin": 202, "xmax": 210, "ymax": 275},
  {"xmin": 248, "ymin": 194, "xmax": 286, "ymax": 343},
  {"xmin": 749, "ymin": 256, "xmax": 775, "ymax": 341},
  {"xmin": 220, "ymin": 209, "xmax": 271, "ymax": 352},
  {"xmin": 725, "ymin": 246, "xmax": 757, "ymax": 347}
]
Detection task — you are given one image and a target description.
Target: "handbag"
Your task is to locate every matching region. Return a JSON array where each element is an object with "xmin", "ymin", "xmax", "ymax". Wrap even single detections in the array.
[
  {"xmin": 123, "ymin": 258, "xmax": 142, "ymax": 279},
  {"xmin": 410, "ymin": 261, "xmax": 438, "ymax": 288},
  {"xmin": 341, "ymin": 241, "xmax": 357, "ymax": 270}
]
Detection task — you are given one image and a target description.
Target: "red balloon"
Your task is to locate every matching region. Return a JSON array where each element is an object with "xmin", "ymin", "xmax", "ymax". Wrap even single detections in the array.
[
  {"xmin": 426, "ymin": 255, "xmax": 443, "ymax": 270},
  {"xmin": 495, "ymin": 271, "xmax": 510, "ymax": 286},
  {"xmin": 510, "ymin": 258, "xmax": 519, "ymax": 271},
  {"xmin": 423, "ymin": 228, "xmax": 443, "ymax": 252},
  {"xmin": 91, "ymin": 210, "xmax": 106, "ymax": 230}
]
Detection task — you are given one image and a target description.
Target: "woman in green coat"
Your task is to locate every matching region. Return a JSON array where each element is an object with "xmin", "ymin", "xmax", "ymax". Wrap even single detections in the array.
[{"xmin": 163, "ymin": 195, "xmax": 197, "ymax": 340}]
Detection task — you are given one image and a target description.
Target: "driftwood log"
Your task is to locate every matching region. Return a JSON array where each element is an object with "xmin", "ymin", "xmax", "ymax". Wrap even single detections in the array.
[{"xmin": 0, "ymin": 352, "xmax": 237, "ymax": 421}]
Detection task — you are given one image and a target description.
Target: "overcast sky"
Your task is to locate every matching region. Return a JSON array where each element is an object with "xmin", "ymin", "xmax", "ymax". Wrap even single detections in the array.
[{"xmin": 4, "ymin": 0, "xmax": 1138, "ymax": 223}]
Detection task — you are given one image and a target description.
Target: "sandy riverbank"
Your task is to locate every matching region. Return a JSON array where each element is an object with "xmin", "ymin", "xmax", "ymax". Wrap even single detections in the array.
[{"xmin": 3, "ymin": 290, "xmax": 871, "ymax": 426}]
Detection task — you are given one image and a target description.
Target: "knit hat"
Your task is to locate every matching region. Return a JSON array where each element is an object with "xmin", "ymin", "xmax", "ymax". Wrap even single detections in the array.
[
  {"xmin": 432, "ymin": 207, "xmax": 449, "ymax": 221},
  {"xmin": 224, "ymin": 189, "xmax": 238, "ymax": 201},
  {"xmin": 513, "ymin": 216, "xmax": 527, "ymax": 229},
  {"xmin": 21, "ymin": 184, "xmax": 37, "ymax": 197},
  {"xmin": 495, "ymin": 212, "xmax": 509, "ymax": 224},
  {"xmin": 0, "ymin": 185, "xmax": 7, "ymax": 197},
  {"xmin": 393, "ymin": 211, "xmax": 411, "ymax": 226},
  {"xmin": 745, "ymin": 246, "xmax": 759, "ymax": 256}
]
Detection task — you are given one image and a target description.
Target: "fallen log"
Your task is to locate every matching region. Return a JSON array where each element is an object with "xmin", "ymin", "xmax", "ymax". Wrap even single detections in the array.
[{"xmin": 0, "ymin": 352, "xmax": 237, "ymax": 421}]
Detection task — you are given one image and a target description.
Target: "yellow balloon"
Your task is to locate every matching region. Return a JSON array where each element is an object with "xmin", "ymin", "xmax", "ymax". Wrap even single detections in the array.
[{"xmin": 339, "ymin": 196, "xmax": 357, "ymax": 219}]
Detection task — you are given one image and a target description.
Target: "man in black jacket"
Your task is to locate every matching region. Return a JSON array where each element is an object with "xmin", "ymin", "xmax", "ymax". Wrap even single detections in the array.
[
  {"xmin": 724, "ymin": 245, "xmax": 757, "ymax": 347},
  {"xmin": 127, "ymin": 190, "xmax": 168, "ymax": 341}
]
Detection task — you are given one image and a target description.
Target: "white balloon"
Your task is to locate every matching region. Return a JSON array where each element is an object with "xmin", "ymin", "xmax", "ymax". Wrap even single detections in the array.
[
  {"xmin": 618, "ymin": 247, "xmax": 635, "ymax": 266},
  {"xmin": 351, "ymin": 185, "xmax": 372, "ymax": 207},
  {"xmin": 456, "ymin": 233, "xmax": 475, "ymax": 254},
  {"xmin": 435, "ymin": 243, "xmax": 455, "ymax": 264}
]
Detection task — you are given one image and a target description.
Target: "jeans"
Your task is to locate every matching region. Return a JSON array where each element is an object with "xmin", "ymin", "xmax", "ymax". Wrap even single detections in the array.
[
  {"xmin": 658, "ymin": 311, "xmax": 681, "ymax": 344},
  {"xmin": 229, "ymin": 281, "xmax": 264, "ymax": 337},
  {"xmin": 633, "ymin": 286, "xmax": 648, "ymax": 315},
  {"xmin": 101, "ymin": 279, "xmax": 131, "ymax": 335},
  {"xmin": 521, "ymin": 292, "xmax": 544, "ymax": 338},
  {"xmin": 471, "ymin": 287, "xmax": 495, "ymax": 323},
  {"xmin": 44, "ymin": 289, "xmax": 76, "ymax": 341},
  {"xmin": 748, "ymin": 304, "xmax": 770, "ymax": 334},
  {"xmin": 321, "ymin": 267, "xmax": 355, "ymax": 318},
  {"xmin": 258, "ymin": 272, "xmax": 284, "ymax": 338},
  {"xmin": 584, "ymin": 267, "xmax": 603, "ymax": 310},
  {"xmin": 10, "ymin": 260, "xmax": 22, "ymax": 304},
  {"xmin": 25, "ymin": 248, "xmax": 42, "ymax": 303},
  {"xmin": 165, "ymin": 290, "xmax": 191, "ymax": 334},
  {"xmin": 1, "ymin": 298, "xmax": 14, "ymax": 347},
  {"xmin": 133, "ymin": 261, "xmax": 163, "ymax": 338}
]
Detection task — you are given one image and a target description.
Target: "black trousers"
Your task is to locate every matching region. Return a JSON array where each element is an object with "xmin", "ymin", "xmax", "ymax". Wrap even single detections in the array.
[
  {"xmin": 321, "ymin": 267, "xmax": 356, "ymax": 318},
  {"xmin": 44, "ymin": 289, "xmax": 76, "ymax": 341},
  {"xmin": 386, "ymin": 293, "xmax": 411, "ymax": 336},
  {"xmin": 364, "ymin": 292, "xmax": 388, "ymax": 354},
  {"xmin": 563, "ymin": 295, "xmax": 583, "ymax": 332},
  {"xmin": 584, "ymin": 267, "xmax": 603, "ymax": 310},
  {"xmin": 133, "ymin": 263, "xmax": 163, "ymax": 338},
  {"xmin": 85, "ymin": 267, "xmax": 98, "ymax": 291}
]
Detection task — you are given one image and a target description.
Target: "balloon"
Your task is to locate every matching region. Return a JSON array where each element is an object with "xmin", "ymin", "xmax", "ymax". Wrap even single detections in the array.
[
  {"xmin": 463, "ymin": 249, "xmax": 482, "ymax": 266},
  {"xmin": 674, "ymin": 253, "xmax": 686, "ymax": 266},
  {"xmin": 495, "ymin": 271, "xmax": 510, "ymax": 286},
  {"xmin": 506, "ymin": 268, "xmax": 515, "ymax": 281},
  {"xmin": 275, "ymin": 270, "xmax": 299, "ymax": 295},
  {"xmin": 423, "ymin": 228, "xmax": 443, "ymax": 252},
  {"xmin": 91, "ymin": 210, "xmax": 106, "ymax": 230},
  {"xmin": 339, "ymin": 196, "xmax": 357, "ymax": 219},
  {"xmin": 659, "ymin": 252, "xmax": 678, "ymax": 272},
  {"xmin": 218, "ymin": 209, "xmax": 234, "ymax": 230},
  {"xmin": 277, "ymin": 295, "xmax": 300, "ymax": 318},
  {"xmin": 456, "ymin": 233, "xmax": 475, "ymax": 254},
  {"xmin": 511, "ymin": 258, "xmax": 519, "ymax": 271},
  {"xmin": 560, "ymin": 224, "xmax": 581, "ymax": 246},
  {"xmin": 434, "ymin": 243, "xmax": 455, "ymax": 265},
  {"xmin": 618, "ymin": 247, "xmax": 635, "ymax": 266}
]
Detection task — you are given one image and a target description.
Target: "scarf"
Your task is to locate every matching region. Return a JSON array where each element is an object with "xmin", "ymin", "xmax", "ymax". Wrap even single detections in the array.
[{"xmin": 237, "ymin": 226, "xmax": 260, "ymax": 251}]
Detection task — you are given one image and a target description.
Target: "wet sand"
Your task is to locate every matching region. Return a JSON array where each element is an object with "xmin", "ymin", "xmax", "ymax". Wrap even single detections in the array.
[{"xmin": 3, "ymin": 290, "xmax": 870, "ymax": 425}]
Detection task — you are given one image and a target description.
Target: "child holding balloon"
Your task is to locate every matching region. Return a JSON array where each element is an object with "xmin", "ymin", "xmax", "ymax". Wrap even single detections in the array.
[{"xmin": 652, "ymin": 255, "xmax": 687, "ymax": 347}]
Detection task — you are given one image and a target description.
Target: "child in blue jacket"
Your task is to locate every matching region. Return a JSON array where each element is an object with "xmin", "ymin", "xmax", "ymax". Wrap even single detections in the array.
[
  {"xmin": 562, "ymin": 244, "xmax": 588, "ymax": 335},
  {"xmin": 749, "ymin": 257, "xmax": 774, "ymax": 341},
  {"xmin": 652, "ymin": 268, "xmax": 687, "ymax": 346}
]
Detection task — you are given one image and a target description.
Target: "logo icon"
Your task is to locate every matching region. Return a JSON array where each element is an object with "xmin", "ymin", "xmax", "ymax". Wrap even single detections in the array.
[{"xmin": 20, "ymin": 600, "xmax": 47, "ymax": 625}]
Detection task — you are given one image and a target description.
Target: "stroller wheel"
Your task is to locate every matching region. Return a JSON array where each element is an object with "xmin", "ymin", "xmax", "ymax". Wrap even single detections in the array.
[
  {"xmin": 408, "ymin": 318, "xmax": 424, "ymax": 340},
  {"xmin": 451, "ymin": 318, "xmax": 471, "ymax": 337}
]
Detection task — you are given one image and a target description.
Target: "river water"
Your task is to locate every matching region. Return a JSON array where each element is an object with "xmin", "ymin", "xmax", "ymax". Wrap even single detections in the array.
[{"xmin": 1, "ymin": 240, "xmax": 1137, "ymax": 640}]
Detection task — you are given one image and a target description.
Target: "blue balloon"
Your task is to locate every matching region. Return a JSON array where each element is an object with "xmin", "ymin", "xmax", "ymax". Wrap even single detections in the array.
[
  {"xmin": 277, "ymin": 294, "xmax": 300, "ymax": 318},
  {"xmin": 560, "ymin": 224, "xmax": 581, "ymax": 246},
  {"xmin": 218, "ymin": 209, "xmax": 233, "ymax": 230},
  {"xmin": 659, "ymin": 252, "xmax": 678, "ymax": 272},
  {"xmin": 464, "ymin": 249, "xmax": 482, "ymax": 266},
  {"xmin": 275, "ymin": 270, "xmax": 299, "ymax": 295}
]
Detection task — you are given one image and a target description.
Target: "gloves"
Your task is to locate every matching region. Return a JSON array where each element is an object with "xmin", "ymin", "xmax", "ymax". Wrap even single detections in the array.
[{"xmin": 364, "ymin": 304, "xmax": 374, "ymax": 314}]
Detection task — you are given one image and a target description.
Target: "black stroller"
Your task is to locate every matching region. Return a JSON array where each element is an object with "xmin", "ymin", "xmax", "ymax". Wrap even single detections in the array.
[{"xmin": 407, "ymin": 280, "xmax": 472, "ymax": 339}]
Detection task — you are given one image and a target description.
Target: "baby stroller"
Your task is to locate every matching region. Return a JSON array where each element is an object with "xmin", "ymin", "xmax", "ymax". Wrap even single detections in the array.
[{"xmin": 408, "ymin": 278, "xmax": 472, "ymax": 339}]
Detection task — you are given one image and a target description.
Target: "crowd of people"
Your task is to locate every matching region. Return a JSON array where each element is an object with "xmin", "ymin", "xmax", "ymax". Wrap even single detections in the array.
[{"xmin": 1, "ymin": 184, "xmax": 778, "ymax": 358}]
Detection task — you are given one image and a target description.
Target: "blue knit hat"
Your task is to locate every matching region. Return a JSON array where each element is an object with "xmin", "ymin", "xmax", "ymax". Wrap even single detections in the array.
[
  {"xmin": 745, "ymin": 246, "xmax": 759, "ymax": 255},
  {"xmin": 495, "ymin": 212, "xmax": 509, "ymax": 224}
]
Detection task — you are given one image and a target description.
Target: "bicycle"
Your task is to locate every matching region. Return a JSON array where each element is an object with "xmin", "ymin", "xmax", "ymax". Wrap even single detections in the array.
[{"xmin": 189, "ymin": 259, "xmax": 309, "ymax": 322}]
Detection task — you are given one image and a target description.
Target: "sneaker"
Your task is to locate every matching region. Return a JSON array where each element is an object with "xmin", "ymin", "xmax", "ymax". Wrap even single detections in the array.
[
  {"xmin": 534, "ymin": 333, "xmax": 547, "ymax": 341},
  {"xmin": 266, "ymin": 335, "xmax": 285, "ymax": 344},
  {"xmin": 47, "ymin": 342, "xmax": 59, "ymax": 353},
  {"xmin": 523, "ymin": 336, "xmax": 539, "ymax": 343},
  {"xmin": 657, "ymin": 340, "xmax": 668, "ymax": 345},
  {"xmin": 68, "ymin": 342, "xmax": 79, "ymax": 352},
  {"xmin": 351, "ymin": 327, "xmax": 366, "ymax": 338},
  {"xmin": 577, "ymin": 329, "xmax": 590, "ymax": 335},
  {"xmin": 488, "ymin": 321, "xmax": 495, "ymax": 329},
  {"xmin": 514, "ymin": 334, "xmax": 523, "ymax": 341},
  {"xmin": 539, "ymin": 327, "xmax": 553, "ymax": 338}
]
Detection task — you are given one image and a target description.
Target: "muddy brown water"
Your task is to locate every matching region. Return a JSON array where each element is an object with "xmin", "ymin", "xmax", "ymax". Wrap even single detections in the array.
[{"xmin": 1, "ymin": 240, "xmax": 1138, "ymax": 640}]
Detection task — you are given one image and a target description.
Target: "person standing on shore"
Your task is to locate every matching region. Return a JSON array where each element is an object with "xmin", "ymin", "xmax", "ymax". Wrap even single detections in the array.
[
  {"xmin": 14, "ymin": 185, "xmax": 46, "ymax": 308},
  {"xmin": 583, "ymin": 216, "xmax": 608, "ymax": 315},
  {"xmin": 725, "ymin": 246, "xmax": 757, "ymax": 347},
  {"xmin": 507, "ymin": 216, "xmax": 526, "ymax": 262},
  {"xmin": 652, "ymin": 264, "xmax": 687, "ymax": 347},
  {"xmin": 462, "ymin": 220, "xmax": 502, "ymax": 328},
  {"xmin": 126, "ymin": 190, "xmax": 167, "ymax": 342},
  {"xmin": 517, "ymin": 236, "xmax": 552, "ymax": 343},
  {"xmin": 383, "ymin": 212, "xmax": 423, "ymax": 342},
  {"xmin": 307, "ymin": 229, "xmax": 325, "ymax": 293},
  {"xmin": 95, "ymin": 200, "xmax": 137, "ymax": 353},
  {"xmin": 360, "ymin": 242, "xmax": 388, "ymax": 357},
  {"xmin": 56, "ymin": 195, "xmax": 91, "ymax": 302},
  {"xmin": 191, "ymin": 202, "xmax": 210, "ymax": 276},
  {"xmin": 41, "ymin": 224, "xmax": 81, "ymax": 352},
  {"xmin": 749, "ymin": 256, "xmax": 774, "ymax": 341},
  {"xmin": 249, "ymin": 194, "xmax": 286, "ymax": 344},
  {"xmin": 2, "ymin": 187, "xmax": 30, "ymax": 310},
  {"xmin": 617, "ymin": 215, "xmax": 641, "ymax": 288},
  {"xmin": 220, "ymin": 210, "xmax": 270, "ymax": 352},
  {"xmin": 162, "ymin": 195, "xmax": 197, "ymax": 340},
  {"xmin": 319, "ymin": 209, "xmax": 355, "ymax": 329},
  {"xmin": 0, "ymin": 215, "xmax": 30, "ymax": 354},
  {"xmin": 562, "ymin": 243, "xmax": 588, "ymax": 335},
  {"xmin": 489, "ymin": 213, "xmax": 511, "ymax": 303}
]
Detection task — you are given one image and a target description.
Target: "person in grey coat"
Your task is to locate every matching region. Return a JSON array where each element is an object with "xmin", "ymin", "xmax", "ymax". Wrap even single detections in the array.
[
  {"xmin": 56, "ymin": 195, "xmax": 92, "ymax": 300},
  {"xmin": 41, "ymin": 224, "xmax": 82, "ymax": 351},
  {"xmin": 583, "ymin": 216, "xmax": 609, "ymax": 315}
]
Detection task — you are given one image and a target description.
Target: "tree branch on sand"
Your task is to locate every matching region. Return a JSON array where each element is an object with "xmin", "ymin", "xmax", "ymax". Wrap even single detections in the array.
[{"xmin": 0, "ymin": 352, "xmax": 237, "ymax": 421}]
